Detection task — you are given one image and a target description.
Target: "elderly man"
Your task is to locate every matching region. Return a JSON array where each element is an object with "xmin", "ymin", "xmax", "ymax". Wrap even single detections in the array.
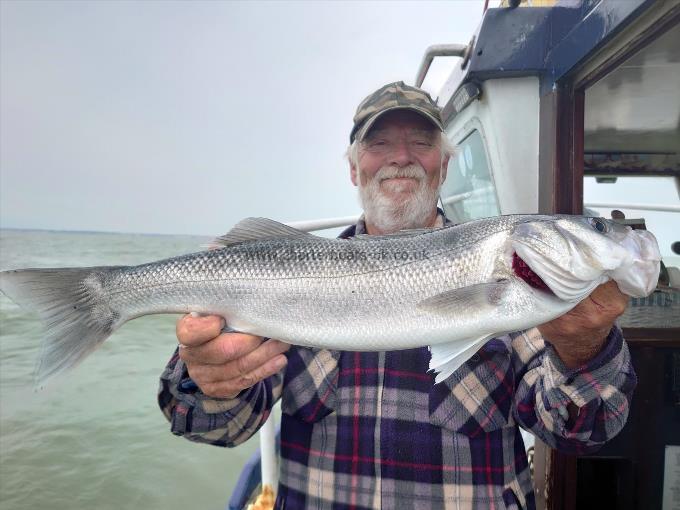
[{"xmin": 158, "ymin": 82, "xmax": 634, "ymax": 509}]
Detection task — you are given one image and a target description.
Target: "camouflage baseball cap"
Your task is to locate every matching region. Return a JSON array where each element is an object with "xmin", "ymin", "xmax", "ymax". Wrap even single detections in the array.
[{"xmin": 350, "ymin": 81, "xmax": 443, "ymax": 143}]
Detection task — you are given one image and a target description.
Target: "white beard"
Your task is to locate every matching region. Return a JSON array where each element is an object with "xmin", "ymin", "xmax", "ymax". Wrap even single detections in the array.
[{"xmin": 357, "ymin": 163, "xmax": 441, "ymax": 233}]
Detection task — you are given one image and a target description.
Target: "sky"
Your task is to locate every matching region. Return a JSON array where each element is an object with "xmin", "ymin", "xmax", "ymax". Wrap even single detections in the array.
[{"xmin": 0, "ymin": 0, "xmax": 489, "ymax": 236}]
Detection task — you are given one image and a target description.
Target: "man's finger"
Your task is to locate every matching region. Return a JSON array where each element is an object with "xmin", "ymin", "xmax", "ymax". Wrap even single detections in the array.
[
  {"xmin": 233, "ymin": 339, "xmax": 290, "ymax": 377},
  {"xmin": 180, "ymin": 332, "xmax": 264, "ymax": 364},
  {"xmin": 200, "ymin": 354, "xmax": 289, "ymax": 398},
  {"xmin": 176, "ymin": 314, "xmax": 225, "ymax": 346},
  {"xmin": 189, "ymin": 340, "xmax": 291, "ymax": 382}
]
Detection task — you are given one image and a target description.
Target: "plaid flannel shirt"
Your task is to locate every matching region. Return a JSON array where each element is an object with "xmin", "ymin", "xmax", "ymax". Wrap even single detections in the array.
[{"xmin": 158, "ymin": 214, "xmax": 637, "ymax": 509}]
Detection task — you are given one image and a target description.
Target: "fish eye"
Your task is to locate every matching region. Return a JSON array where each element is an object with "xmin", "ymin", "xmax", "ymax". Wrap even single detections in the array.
[{"xmin": 590, "ymin": 218, "xmax": 608, "ymax": 234}]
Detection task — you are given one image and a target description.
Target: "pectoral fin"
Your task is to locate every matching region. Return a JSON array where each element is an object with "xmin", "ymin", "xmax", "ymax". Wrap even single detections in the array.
[
  {"xmin": 417, "ymin": 281, "xmax": 510, "ymax": 317},
  {"xmin": 429, "ymin": 335, "xmax": 494, "ymax": 383}
]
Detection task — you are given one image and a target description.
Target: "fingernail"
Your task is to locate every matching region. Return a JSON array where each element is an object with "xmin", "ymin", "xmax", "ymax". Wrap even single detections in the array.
[
  {"xmin": 190, "ymin": 312, "xmax": 201, "ymax": 318},
  {"xmin": 274, "ymin": 341, "xmax": 291, "ymax": 352}
]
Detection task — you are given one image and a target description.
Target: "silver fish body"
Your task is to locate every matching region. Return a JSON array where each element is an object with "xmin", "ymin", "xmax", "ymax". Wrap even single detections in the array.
[{"xmin": 0, "ymin": 215, "xmax": 661, "ymax": 383}]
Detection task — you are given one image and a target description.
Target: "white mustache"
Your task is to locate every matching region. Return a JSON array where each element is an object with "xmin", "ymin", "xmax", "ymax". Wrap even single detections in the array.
[{"xmin": 376, "ymin": 164, "xmax": 427, "ymax": 183}]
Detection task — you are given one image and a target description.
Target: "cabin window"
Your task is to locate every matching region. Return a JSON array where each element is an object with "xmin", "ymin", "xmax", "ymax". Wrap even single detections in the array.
[
  {"xmin": 584, "ymin": 175, "xmax": 680, "ymax": 271},
  {"xmin": 440, "ymin": 130, "xmax": 499, "ymax": 222}
]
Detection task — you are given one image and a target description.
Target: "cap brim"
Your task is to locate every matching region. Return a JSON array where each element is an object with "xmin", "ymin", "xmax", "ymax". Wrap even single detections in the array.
[{"xmin": 353, "ymin": 105, "xmax": 443, "ymax": 143}]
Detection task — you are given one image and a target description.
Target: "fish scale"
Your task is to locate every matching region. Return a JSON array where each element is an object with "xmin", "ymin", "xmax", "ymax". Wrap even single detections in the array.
[{"xmin": 0, "ymin": 214, "xmax": 661, "ymax": 384}]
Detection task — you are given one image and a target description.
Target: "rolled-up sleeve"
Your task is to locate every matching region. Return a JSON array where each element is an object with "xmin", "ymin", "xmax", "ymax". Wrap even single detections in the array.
[
  {"xmin": 158, "ymin": 347, "xmax": 283, "ymax": 447},
  {"xmin": 512, "ymin": 326, "xmax": 636, "ymax": 454},
  {"xmin": 158, "ymin": 344, "xmax": 341, "ymax": 446}
]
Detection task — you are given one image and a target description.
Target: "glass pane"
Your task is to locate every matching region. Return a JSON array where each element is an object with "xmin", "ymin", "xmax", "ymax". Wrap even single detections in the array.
[
  {"xmin": 440, "ymin": 130, "xmax": 499, "ymax": 223},
  {"xmin": 584, "ymin": 176, "xmax": 680, "ymax": 267}
]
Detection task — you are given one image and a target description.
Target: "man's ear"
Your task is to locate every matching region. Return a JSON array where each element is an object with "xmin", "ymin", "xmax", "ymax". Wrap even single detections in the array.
[
  {"xmin": 439, "ymin": 156, "xmax": 450, "ymax": 184},
  {"xmin": 350, "ymin": 163, "xmax": 359, "ymax": 186}
]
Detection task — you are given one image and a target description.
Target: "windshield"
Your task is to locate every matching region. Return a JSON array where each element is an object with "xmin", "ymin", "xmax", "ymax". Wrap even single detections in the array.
[{"xmin": 440, "ymin": 129, "xmax": 500, "ymax": 223}]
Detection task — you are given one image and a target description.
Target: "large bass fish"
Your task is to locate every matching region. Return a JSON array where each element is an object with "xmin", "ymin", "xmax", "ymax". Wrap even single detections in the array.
[{"xmin": 0, "ymin": 215, "xmax": 661, "ymax": 384}]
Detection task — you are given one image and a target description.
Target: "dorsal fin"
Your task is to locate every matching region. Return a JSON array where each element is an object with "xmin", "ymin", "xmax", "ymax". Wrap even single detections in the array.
[{"xmin": 209, "ymin": 217, "xmax": 313, "ymax": 249}]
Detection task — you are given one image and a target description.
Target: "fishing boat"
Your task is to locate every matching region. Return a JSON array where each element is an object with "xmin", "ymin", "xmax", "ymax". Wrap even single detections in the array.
[{"xmin": 230, "ymin": 0, "xmax": 680, "ymax": 508}]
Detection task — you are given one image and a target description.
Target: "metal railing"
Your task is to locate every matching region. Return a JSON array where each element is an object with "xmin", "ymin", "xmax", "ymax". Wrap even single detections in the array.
[
  {"xmin": 585, "ymin": 202, "xmax": 680, "ymax": 213},
  {"xmin": 414, "ymin": 44, "xmax": 468, "ymax": 87},
  {"xmin": 285, "ymin": 215, "xmax": 359, "ymax": 232},
  {"xmin": 284, "ymin": 200, "xmax": 679, "ymax": 235}
]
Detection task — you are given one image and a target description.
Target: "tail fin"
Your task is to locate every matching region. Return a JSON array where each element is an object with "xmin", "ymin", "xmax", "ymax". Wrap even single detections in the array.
[{"xmin": 0, "ymin": 267, "xmax": 123, "ymax": 384}]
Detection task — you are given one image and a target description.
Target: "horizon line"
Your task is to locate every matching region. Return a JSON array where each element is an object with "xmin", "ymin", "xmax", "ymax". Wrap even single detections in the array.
[{"xmin": 0, "ymin": 226, "xmax": 212, "ymax": 238}]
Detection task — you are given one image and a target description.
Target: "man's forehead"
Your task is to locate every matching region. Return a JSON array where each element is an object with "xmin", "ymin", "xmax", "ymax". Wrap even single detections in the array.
[{"xmin": 365, "ymin": 110, "xmax": 440, "ymax": 138}]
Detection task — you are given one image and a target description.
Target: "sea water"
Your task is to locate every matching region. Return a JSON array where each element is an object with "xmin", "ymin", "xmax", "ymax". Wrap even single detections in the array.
[{"xmin": 0, "ymin": 229, "xmax": 258, "ymax": 510}]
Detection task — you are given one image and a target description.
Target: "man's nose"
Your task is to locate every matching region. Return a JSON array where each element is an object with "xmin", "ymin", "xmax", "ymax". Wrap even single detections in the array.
[{"xmin": 388, "ymin": 141, "xmax": 415, "ymax": 167}]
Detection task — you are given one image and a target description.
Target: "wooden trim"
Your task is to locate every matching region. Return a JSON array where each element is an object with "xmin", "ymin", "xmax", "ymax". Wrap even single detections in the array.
[
  {"xmin": 623, "ymin": 327, "xmax": 680, "ymax": 346},
  {"xmin": 541, "ymin": 79, "xmax": 585, "ymax": 510},
  {"xmin": 584, "ymin": 168, "xmax": 680, "ymax": 178},
  {"xmin": 538, "ymin": 85, "xmax": 585, "ymax": 215},
  {"xmin": 537, "ymin": 91, "xmax": 557, "ymax": 215},
  {"xmin": 547, "ymin": 453, "xmax": 578, "ymax": 510}
]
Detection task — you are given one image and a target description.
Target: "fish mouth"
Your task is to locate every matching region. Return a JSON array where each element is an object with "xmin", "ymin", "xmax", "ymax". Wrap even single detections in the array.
[{"xmin": 512, "ymin": 252, "xmax": 552, "ymax": 293}]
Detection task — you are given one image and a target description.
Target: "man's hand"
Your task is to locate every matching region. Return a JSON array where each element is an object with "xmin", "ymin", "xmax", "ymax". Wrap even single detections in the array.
[
  {"xmin": 538, "ymin": 281, "xmax": 629, "ymax": 369},
  {"xmin": 176, "ymin": 314, "xmax": 290, "ymax": 398}
]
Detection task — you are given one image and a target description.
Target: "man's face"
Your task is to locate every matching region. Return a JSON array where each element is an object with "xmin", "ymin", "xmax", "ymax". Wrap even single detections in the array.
[
  {"xmin": 351, "ymin": 110, "xmax": 446, "ymax": 198},
  {"xmin": 350, "ymin": 110, "xmax": 448, "ymax": 232}
]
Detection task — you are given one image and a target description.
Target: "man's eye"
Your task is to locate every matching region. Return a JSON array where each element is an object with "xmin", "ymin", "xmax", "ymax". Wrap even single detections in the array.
[{"xmin": 370, "ymin": 141, "xmax": 387, "ymax": 147}]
